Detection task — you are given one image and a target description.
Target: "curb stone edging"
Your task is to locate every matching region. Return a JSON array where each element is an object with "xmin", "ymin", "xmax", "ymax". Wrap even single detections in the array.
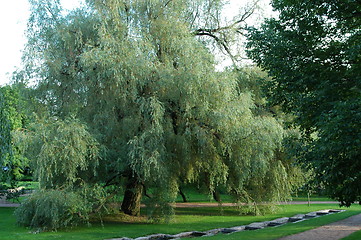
[
  {"xmin": 268, "ymin": 217, "xmax": 290, "ymax": 226},
  {"xmin": 105, "ymin": 209, "xmax": 345, "ymax": 240}
]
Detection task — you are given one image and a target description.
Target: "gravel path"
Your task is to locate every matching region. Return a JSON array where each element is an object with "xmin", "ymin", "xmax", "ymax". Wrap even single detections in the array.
[{"xmin": 278, "ymin": 213, "xmax": 361, "ymax": 240}]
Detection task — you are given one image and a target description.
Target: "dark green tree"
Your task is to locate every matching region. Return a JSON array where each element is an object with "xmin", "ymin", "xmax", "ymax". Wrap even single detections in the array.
[
  {"xmin": 0, "ymin": 85, "xmax": 30, "ymax": 182},
  {"xmin": 247, "ymin": 0, "xmax": 361, "ymax": 206},
  {"xmin": 0, "ymin": 91, "xmax": 12, "ymax": 169}
]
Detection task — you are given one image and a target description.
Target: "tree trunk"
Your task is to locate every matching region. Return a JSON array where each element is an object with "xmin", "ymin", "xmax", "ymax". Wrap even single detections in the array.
[
  {"xmin": 121, "ymin": 176, "xmax": 143, "ymax": 216},
  {"xmin": 213, "ymin": 190, "xmax": 222, "ymax": 203},
  {"xmin": 142, "ymin": 183, "xmax": 152, "ymax": 199},
  {"xmin": 179, "ymin": 188, "xmax": 188, "ymax": 202}
]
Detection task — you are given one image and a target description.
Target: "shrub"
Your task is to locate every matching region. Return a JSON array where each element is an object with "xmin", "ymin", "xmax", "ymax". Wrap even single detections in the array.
[{"xmin": 15, "ymin": 189, "xmax": 92, "ymax": 231}]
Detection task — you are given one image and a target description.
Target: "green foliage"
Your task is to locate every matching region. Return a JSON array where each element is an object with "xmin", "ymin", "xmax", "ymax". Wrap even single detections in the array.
[
  {"xmin": 20, "ymin": 0, "xmax": 302, "ymax": 221},
  {"xmin": 17, "ymin": 181, "xmax": 40, "ymax": 190},
  {"xmin": 28, "ymin": 117, "xmax": 100, "ymax": 189},
  {"xmin": 0, "ymin": 187, "xmax": 25, "ymax": 203},
  {"xmin": 0, "ymin": 181, "xmax": 39, "ymax": 203},
  {"xmin": 0, "ymin": 86, "xmax": 24, "ymax": 130},
  {"xmin": 247, "ymin": 0, "xmax": 361, "ymax": 206},
  {"xmin": 0, "ymin": 91, "xmax": 12, "ymax": 165},
  {"xmin": 14, "ymin": 183, "xmax": 111, "ymax": 231},
  {"xmin": 11, "ymin": 115, "xmax": 103, "ymax": 230},
  {"xmin": 15, "ymin": 189, "xmax": 92, "ymax": 231},
  {"xmin": 0, "ymin": 86, "xmax": 28, "ymax": 182}
]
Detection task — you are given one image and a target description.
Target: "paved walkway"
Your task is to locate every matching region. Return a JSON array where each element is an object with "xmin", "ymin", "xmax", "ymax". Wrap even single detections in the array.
[
  {"xmin": 0, "ymin": 198, "xmax": 340, "ymax": 208},
  {"xmin": 171, "ymin": 201, "xmax": 339, "ymax": 208},
  {"xmin": 278, "ymin": 213, "xmax": 361, "ymax": 240},
  {"xmin": 0, "ymin": 196, "xmax": 20, "ymax": 207}
]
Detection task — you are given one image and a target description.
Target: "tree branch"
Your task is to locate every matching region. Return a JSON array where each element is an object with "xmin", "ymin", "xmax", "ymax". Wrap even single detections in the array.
[
  {"xmin": 192, "ymin": 1, "xmax": 259, "ymax": 67},
  {"xmin": 103, "ymin": 171, "xmax": 127, "ymax": 187},
  {"xmin": 195, "ymin": 32, "xmax": 234, "ymax": 60},
  {"xmin": 164, "ymin": 0, "xmax": 173, "ymax": 8}
]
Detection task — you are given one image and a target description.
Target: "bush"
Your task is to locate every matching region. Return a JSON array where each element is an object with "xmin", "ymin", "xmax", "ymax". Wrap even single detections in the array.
[{"xmin": 15, "ymin": 189, "xmax": 92, "ymax": 231}]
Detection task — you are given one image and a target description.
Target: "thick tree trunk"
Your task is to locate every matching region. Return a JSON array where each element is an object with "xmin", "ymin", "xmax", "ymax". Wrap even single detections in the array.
[
  {"xmin": 213, "ymin": 190, "xmax": 222, "ymax": 203},
  {"xmin": 121, "ymin": 176, "xmax": 143, "ymax": 216}
]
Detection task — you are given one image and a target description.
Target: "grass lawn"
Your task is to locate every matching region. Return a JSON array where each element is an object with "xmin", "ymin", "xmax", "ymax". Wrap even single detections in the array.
[
  {"xmin": 175, "ymin": 188, "xmax": 233, "ymax": 203},
  {"xmin": 0, "ymin": 181, "xmax": 39, "ymax": 191},
  {"xmin": 1, "ymin": 204, "xmax": 360, "ymax": 240},
  {"xmin": 17, "ymin": 181, "xmax": 40, "ymax": 191},
  {"xmin": 342, "ymin": 230, "xmax": 361, "ymax": 240}
]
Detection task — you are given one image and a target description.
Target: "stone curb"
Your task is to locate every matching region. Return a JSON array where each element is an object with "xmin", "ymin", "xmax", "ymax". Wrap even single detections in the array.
[{"xmin": 105, "ymin": 209, "xmax": 345, "ymax": 240}]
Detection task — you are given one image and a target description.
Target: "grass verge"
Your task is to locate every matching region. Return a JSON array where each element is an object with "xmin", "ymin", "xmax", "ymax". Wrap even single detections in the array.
[
  {"xmin": 342, "ymin": 230, "xmax": 361, "ymax": 240},
  {"xmin": 1, "ymin": 204, "xmax": 360, "ymax": 240}
]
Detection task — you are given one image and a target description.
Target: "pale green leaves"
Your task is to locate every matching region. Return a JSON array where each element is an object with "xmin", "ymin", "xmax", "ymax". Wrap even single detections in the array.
[
  {"xmin": 128, "ymin": 97, "xmax": 166, "ymax": 181},
  {"xmin": 32, "ymin": 117, "xmax": 100, "ymax": 189},
  {"xmin": 23, "ymin": 0, "xmax": 298, "ymax": 208}
]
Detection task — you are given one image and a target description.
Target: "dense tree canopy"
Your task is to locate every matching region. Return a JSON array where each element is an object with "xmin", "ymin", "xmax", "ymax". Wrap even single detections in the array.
[
  {"xmin": 0, "ymin": 91, "xmax": 11, "ymax": 168},
  {"xmin": 15, "ymin": 0, "xmax": 301, "ymax": 228},
  {"xmin": 247, "ymin": 0, "xmax": 361, "ymax": 206},
  {"xmin": 0, "ymin": 86, "xmax": 30, "ymax": 182}
]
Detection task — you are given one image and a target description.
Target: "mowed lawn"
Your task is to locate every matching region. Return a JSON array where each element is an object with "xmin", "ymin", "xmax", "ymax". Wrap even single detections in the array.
[{"xmin": 1, "ymin": 204, "xmax": 361, "ymax": 240}]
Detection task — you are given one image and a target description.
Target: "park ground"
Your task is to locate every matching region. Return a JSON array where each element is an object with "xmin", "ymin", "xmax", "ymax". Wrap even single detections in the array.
[{"xmin": 1, "ymin": 190, "xmax": 361, "ymax": 240}]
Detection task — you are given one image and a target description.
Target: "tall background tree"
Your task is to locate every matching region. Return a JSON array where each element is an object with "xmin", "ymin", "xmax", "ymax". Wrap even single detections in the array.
[
  {"xmin": 247, "ymin": 0, "xmax": 361, "ymax": 206},
  {"xmin": 0, "ymin": 85, "xmax": 30, "ymax": 183},
  {"xmin": 0, "ymin": 90, "xmax": 12, "ymax": 172}
]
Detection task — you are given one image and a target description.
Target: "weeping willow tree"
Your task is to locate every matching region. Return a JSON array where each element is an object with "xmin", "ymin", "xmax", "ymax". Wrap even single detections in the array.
[{"xmin": 21, "ymin": 0, "xmax": 299, "ymax": 219}]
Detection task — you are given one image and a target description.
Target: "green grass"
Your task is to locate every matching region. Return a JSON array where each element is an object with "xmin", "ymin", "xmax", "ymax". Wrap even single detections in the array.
[
  {"xmin": 5, "ymin": 196, "xmax": 28, "ymax": 203},
  {"xmin": 342, "ymin": 230, "xmax": 361, "ymax": 240},
  {"xmin": 17, "ymin": 181, "xmax": 39, "ymax": 191},
  {"xmin": 1, "ymin": 204, "xmax": 360, "ymax": 240},
  {"xmin": 0, "ymin": 181, "xmax": 39, "ymax": 191},
  {"xmin": 174, "ymin": 188, "xmax": 233, "ymax": 203}
]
